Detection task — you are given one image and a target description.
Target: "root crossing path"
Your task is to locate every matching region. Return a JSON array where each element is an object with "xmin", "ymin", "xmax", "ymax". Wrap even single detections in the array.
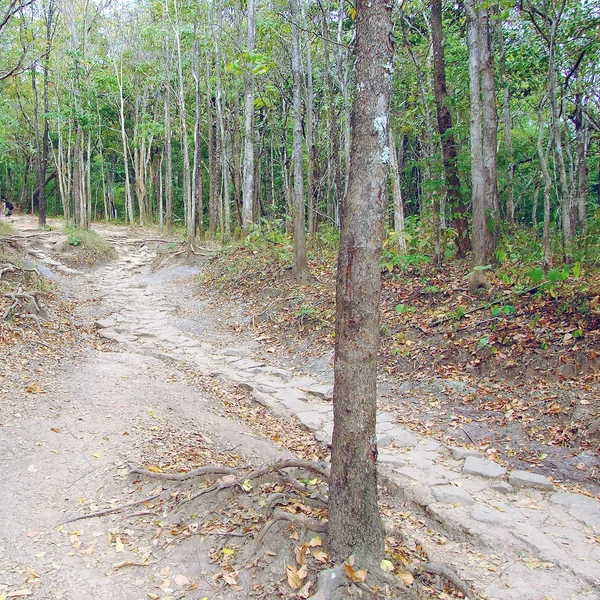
[{"xmin": 1, "ymin": 218, "xmax": 600, "ymax": 600}]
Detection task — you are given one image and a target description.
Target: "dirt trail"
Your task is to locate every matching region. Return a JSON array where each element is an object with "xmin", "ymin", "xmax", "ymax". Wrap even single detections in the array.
[{"xmin": 1, "ymin": 217, "xmax": 291, "ymax": 600}]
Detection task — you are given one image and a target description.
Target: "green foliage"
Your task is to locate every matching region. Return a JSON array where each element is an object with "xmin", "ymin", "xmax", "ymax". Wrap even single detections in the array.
[
  {"xmin": 395, "ymin": 303, "xmax": 415, "ymax": 314},
  {"xmin": 491, "ymin": 305, "xmax": 515, "ymax": 317}
]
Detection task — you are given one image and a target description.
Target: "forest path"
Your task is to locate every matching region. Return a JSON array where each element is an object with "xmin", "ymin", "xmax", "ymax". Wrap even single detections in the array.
[
  {"xmin": 1, "ymin": 216, "xmax": 600, "ymax": 600},
  {"xmin": 1, "ymin": 218, "xmax": 292, "ymax": 600}
]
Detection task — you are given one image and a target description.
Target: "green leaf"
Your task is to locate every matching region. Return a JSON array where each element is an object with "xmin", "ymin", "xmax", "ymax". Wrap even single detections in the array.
[
  {"xmin": 477, "ymin": 336, "xmax": 490, "ymax": 350},
  {"xmin": 547, "ymin": 269, "xmax": 562, "ymax": 283},
  {"xmin": 527, "ymin": 268, "xmax": 544, "ymax": 284}
]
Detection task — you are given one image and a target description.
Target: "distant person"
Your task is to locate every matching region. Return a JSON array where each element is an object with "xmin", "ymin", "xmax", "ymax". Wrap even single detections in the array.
[{"xmin": 3, "ymin": 198, "xmax": 13, "ymax": 217}]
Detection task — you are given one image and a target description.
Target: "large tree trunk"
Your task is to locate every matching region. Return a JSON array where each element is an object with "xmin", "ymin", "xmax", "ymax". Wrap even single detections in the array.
[
  {"xmin": 479, "ymin": 8, "xmax": 500, "ymax": 252},
  {"xmin": 34, "ymin": 0, "xmax": 54, "ymax": 227},
  {"xmin": 72, "ymin": 124, "xmax": 86, "ymax": 229},
  {"xmin": 290, "ymin": 0, "xmax": 307, "ymax": 280},
  {"xmin": 242, "ymin": 0, "xmax": 256, "ymax": 233},
  {"xmin": 430, "ymin": 0, "xmax": 470, "ymax": 256},
  {"xmin": 329, "ymin": 0, "xmax": 393, "ymax": 563}
]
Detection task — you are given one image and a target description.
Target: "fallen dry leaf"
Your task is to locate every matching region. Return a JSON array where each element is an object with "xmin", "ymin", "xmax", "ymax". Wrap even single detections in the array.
[
  {"xmin": 173, "ymin": 574, "xmax": 190, "ymax": 587},
  {"xmin": 286, "ymin": 565, "xmax": 303, "ymax": 590},
  {"xmin": 344, "ymin": 559, "xmax": 367, "ymax": 583}
]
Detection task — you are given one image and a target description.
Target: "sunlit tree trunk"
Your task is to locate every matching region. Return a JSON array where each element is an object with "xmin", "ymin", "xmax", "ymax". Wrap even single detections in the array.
[
  {"xmin": 242, "ymin": 0, "xmax": 256, "ymax": 233},
  {"xmin": 389, "ymin": 133, "xmax": 406, "ymax": 253},
  {"xmin": 114, "ymin": 57, "xmax": 134, "ymax": 228}
]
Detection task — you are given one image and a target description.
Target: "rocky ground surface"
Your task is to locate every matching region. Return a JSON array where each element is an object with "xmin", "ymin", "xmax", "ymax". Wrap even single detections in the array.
[{"xmin": 1, "ymin": 215, "xmax": 599, "ymax": 600}]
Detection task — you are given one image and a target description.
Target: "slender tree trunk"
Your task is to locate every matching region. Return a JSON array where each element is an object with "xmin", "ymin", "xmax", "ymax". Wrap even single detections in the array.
[
  {"xmin": 192, "ymin": 34, "xmax": 204, "ymax": 241},
  {"xmin": 31, "ymin": 64, "xmax": 42, "ymax": 217},
  {"xmin": 86, "ymin": 131, "xmax": 92, "ymax": 226},
  {"xmin": 538, "ymin": 102, "xmax": 552, "ymax": 272},
  {"xmin": 390, "ymin": 133, "xmax": 406, "ymax": 253},
  {"xmin": 496, "ymin": 19, "xmax": 515, "ymax": 226},
  {"xmin": 329, "ymin": 0, "xmax": 393, "ymax": 563},
  {"xmin": 172, "ymin": 0, "xmax": 193, "ymax": 243},
  {"xmin": 545, "ymin": 13, "xmax": 572, "ymax": 247},
  {"xmin": 115, "ymin": 58, "xmax": 134, "ymax": 228},
  {"xmin": 72, "ymin": 124, "xmax": 82, "ymax": 227},
  {"xmin": 232, "ymin": 93, "xmax": 242, "ymax": 229},
  {"xmin": 291, "ymin": 0, "xmax": 307, "ymax": 279},
  {"xmin": 573, "ymin": 90, "xmax": 588, "ymax": 230},
  {"xmin": 242, "ymin": 0, "xmax": 256, "ymax": 233},
  {"xmin": 301, "ymin": 4, "xmax": 316, "ymax": 237},
  {"xmin": 214, "ymin": 6, "xmax": 231, "ymax": 242},
  {"xmin": 319, "ymin": 0, "xmax": 342, "ymax": 225},
  {"xmin": 479, "ymin": 8, "xmax": 500, "ymax": 251},
  {"xmin": 164, "ymin": 23, "xmax": 173, "ymax": 235},
  {"xmin": 430, "ymin": 0, "xmax": 470, "ymax": 256}
]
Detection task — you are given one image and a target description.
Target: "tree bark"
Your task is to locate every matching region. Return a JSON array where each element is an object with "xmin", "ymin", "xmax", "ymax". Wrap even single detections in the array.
[
  {"xmin": 291, "ymin": 0, "xmax": 307, "ymax": 280},
  {"xmin": 389, "ymin": 132, "xmax": 406, "ymax": 253},
  {"xmin": 430, "ymin": 0, "xmax": 470, "ymax": 256},
  {"xmin": 465, "ymin": 0, "xmax": 498, "ymax": 292},
  {"xmin": 537, "ymin": 101, "xmax": 552, "ymax": 272},
  {"xmin": 163, "ymin": 19, "xmax": 173, "ymax": 235},
  {"xmin": 214, "ymin": 6, "xmax": 231, "ymax": 242},
  {"xmin": 115, "ymin": 56, "xmax": 134, "ymax": 228},
  {"xmin": 302, "ymin": 3, "xmax": 316, "ymax": 237},
  {"xmin": 242, "ymin": 0, "xmax": 256, "ymax": 233},
  {"xmin": 329, "ymin": 0, "xmax": 393, "ymax": 563},
  {"xmin": 172, "ymin": 0, "xmax": 193, "ymax": 243},
  {"xmin": 192, "ymin": 33, "xmax": 204, "ymax": 240},
  {"xmin": 496, "ymin": 18, "xmax": 515, "ymax": 226}
]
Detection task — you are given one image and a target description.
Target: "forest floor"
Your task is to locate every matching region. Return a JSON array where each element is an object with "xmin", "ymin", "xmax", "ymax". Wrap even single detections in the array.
[{"xmin": 1, "ymin": 215, "xmax": 599, "ymax": 600}]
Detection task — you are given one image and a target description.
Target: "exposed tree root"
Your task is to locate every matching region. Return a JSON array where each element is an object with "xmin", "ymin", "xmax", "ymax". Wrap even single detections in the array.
[
  {"xmin": 67, "ymin": 458, "xmax": 478, "ymax": 600},
  {"xmin": 58, "ymin": 491, "xmax": 166, "ymax": 526},
  {"xmin": 415, "ymin": 561, "xmax": 475, "ymax": 600},
  {"xmin": 128, "ymin": 462, "xmax": 241, "ymax": 481}
]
